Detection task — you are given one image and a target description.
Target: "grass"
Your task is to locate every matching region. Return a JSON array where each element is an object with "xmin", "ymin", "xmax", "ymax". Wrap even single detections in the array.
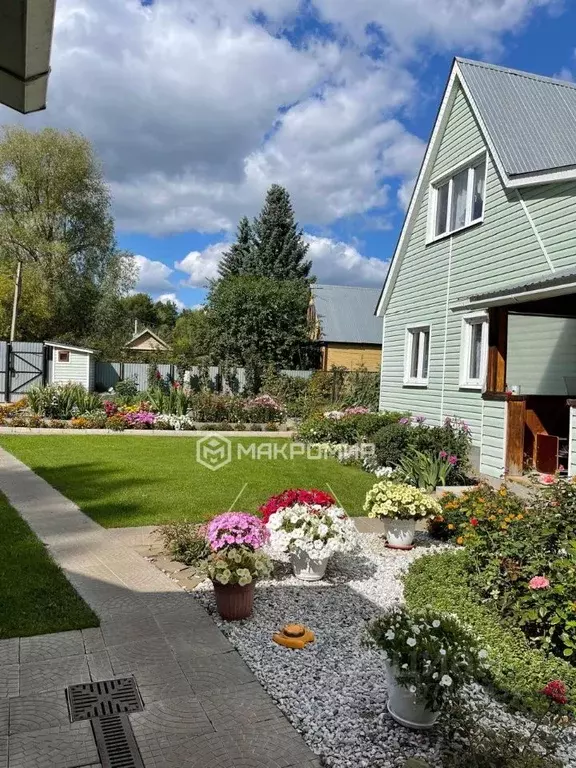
[
  {"xmin": 0, "ymin": 492, "xmax": 98, "ymax": 639},
  {"xmin": 0, "ymin": 435, "xmax": 377, "ymax": 528}
]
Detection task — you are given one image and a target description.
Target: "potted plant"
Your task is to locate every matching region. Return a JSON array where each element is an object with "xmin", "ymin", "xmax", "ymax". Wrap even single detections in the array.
[
  {"xmin": 363, "ymin": 481, "xmax": 442, "ymax": 549},
  {"xmin": 366, "ymin": 606, "xmax": 487, "ymax": 730},
  {"xmin": 266, "ymin": 502, "xmax": 358, "ymax": 581},
  {"xmin": 199, "ymin": 512, "xmax": 272, "ymax": 620},
  {"xmin": 259, "ymin": 488, "xmax": 336, "ymax": 523}
]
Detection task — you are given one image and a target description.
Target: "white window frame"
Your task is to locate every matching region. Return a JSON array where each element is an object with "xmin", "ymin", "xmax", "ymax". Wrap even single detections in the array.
[
  {"xmin": 459, "ymin": 312, "xmax": 489, "ymax": 390},
  {"xmin": 427, "ymin": 150, "xmax": 487, "ymax": 243},
  {"xmin": 404, "ymin": 325, "xmax": 431, "ymax": 386}
]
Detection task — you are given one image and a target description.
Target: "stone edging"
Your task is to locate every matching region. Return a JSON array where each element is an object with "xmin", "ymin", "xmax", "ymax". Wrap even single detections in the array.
[{"xmin": 0, "ymin": 427, "xmax": 295, "ymax": 437}]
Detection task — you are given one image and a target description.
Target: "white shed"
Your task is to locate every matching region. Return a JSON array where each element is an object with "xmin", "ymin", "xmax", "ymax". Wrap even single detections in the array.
[{"xmin": 45, "ymin": 342, "xmax": 96, "ymax": 391}]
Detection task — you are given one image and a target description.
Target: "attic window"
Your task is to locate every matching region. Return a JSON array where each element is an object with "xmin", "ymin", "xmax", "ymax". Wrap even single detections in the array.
[
  {"xmin": 58, "ymin": 350, "xmax": 70, "ymax": 363},
  {"xmin": 432, "ymin": 155, "xmax": 486, "ymax": 239}
]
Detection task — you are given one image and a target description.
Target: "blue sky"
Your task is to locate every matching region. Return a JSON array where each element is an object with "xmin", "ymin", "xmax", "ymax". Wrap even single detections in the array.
[{"xmin": 2, "ymin": 0, "xmax": 576, "ymax": 310}]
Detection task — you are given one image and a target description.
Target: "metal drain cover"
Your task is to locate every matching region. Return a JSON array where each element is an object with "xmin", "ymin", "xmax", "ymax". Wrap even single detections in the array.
[
  {"xmin": 92, "ymin": 714, "xmax": 145, "ymax": 768},
  {"xmin": 67, "ymin": 677, "xmax": 143, "ymax": 722}
]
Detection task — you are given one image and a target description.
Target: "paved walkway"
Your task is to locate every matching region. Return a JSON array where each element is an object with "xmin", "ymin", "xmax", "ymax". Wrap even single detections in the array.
[{"xmin": 0, "ymin": 448, "xmax": 320, "ymax": 768}]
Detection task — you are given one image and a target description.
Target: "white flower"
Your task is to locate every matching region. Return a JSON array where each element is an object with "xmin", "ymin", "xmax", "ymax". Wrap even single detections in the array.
[
  {"xmin": 385, "ymin": 630, "xmax": 395, "ymax": 640},
  {"xmin": 478, "ymin": 649, "xmax": 488, "ymax": 659},
  {"xmin": 406, "ymin": 638, "xmax": 417, "ymax": 647},
  {"xmin": 402, "ymin": 663, "xmax": 408, "ymax": 669},
  {"xmin": 439, "ymin": 648, "xmax": 446, "ymax": 656},
  {"xmin": 432, "ymin": 672, "xmax": 439, "ymax": 680},
  {"xmin": 409, "ymin": 685, "xmax": 417, "ymax": 693},
  {"xmin": 440, "ymin": 675, "xmax": 453, "ymax": 687},
  {"xmin": 432, "ymin": 620, "xmax": 440, "ymax": 628}
]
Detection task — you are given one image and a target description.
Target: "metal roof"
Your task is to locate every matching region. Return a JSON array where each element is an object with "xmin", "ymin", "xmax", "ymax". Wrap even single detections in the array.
[
  {"xmin": 457, "ymin": 58, "xmax": 576, "ymax": 177},
  {"xmin": 44, "ymin": 341, "xmax": 96, "ymax": 354},
  {"xmin": 459, "ymin": 266, "xmax": 576, "ymax": 307},
  {"xmin": 311, "ymin": 284, "xmax": 382, "ymax": 344}
]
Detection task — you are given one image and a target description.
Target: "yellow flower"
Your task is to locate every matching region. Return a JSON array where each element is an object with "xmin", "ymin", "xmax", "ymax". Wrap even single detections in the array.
[
  {"xmin": 456, "ymin": 536, "xmax": 464, "ymax": 545},
  {"xmin": 448, "ymin": 524, "xmax": 455, "ymax": 530},
  {"xmin": 488, "ymin": 515, "xmax": 496, "ymax": 522},
  {"xmin": 516, "ymin": 514, "xmax": 524, "ymax": 521},
  {"xmin": 499, "ymin": 488, "xmax": 507, "ymax": 497}
]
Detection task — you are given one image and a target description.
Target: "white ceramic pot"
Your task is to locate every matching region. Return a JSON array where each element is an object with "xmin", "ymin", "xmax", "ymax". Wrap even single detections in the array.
[
  {"xmin": 385, "ymin": 663, "xmax": 439, "ymax": 730},
  {"xmin": 384, "ymin": 518, "xmax": 416, "ymax": 549},
  {"xmin": 290, "ymin": 550, "xmax": 330, "ymax": 581}
]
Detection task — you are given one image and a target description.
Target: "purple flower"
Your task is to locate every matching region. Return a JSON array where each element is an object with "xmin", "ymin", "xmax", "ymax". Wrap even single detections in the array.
[
  {"xmin": 439, "ymin": 450, "xmax": 448, "ymax": 459},
  {"xmin": 206, "ymin": 512, "xmax": 269, "ymax": 552},
  {"xmin": 399, "ymin": 417, "xmax": 411, "ymax": 425},
  {"xmin": 448, "ymin": 455, "xmax": 458, "ymax": 466},
  {"xmin": 414, "ymin": 415, "xmax": 426, "ymax": 424}
]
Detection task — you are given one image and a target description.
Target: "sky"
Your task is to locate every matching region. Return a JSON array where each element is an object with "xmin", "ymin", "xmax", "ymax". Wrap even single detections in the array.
[{"xmin": 2, "ymin": 0, "xmax": 576, "ymax": 310}]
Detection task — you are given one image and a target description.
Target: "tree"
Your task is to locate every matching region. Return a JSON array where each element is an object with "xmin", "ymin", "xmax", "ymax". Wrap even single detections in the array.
[
  {"xmin": 207, "ymin": 276, "xmax": 311, "ymax": 386},
  {"xmin": 0, "ymin": 125, "xmax": 135, "ymax": 342},
  {"xmin": 172, "ymin": 308, "xmax": 212, "ymax": 365},
  {"xmin": 120, "ymin": 293, "xmax": 158, "ymax": 332},
  {"xmin": 250, "ymin": 185, "xmax": 311, "ymax": 281},
  {"xmin": 218, "ymin": 216, "xmax": 253, "ymax": 278}
]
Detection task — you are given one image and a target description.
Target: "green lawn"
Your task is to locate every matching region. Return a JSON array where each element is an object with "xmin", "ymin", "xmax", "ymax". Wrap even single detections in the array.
[
  {"xmin": 0, "ymin": 492, "xmax": 98, "ymax": 638},
  {"xmin": 0, "ymin": 436, "xmax": 377, "ymax": 528}
]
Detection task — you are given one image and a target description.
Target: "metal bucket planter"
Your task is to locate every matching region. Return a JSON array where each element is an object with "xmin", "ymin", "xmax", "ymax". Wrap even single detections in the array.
[
  {"xmin": 384, "ymin": 519, "xmax": 416, "ymax": 549},
  {"xmin": 213, "ymin": 581, "xmax": 255, "ymax": 620},
  {"xmin": 385, "ymin": 663, "xmax": 440, "ymax": 730},
  {"xmin": 290, "ymin": 550, "xmax": 330, "ymax": 581}
]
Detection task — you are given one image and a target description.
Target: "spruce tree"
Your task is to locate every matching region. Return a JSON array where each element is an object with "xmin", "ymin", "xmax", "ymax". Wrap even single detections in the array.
[
  {"xmin": 218, "ymin": 216, "xmax": 253, "ymax": 278},
  {"xmin": 250, "ymin": 184, "xmax": 312, "ymax": 281}
]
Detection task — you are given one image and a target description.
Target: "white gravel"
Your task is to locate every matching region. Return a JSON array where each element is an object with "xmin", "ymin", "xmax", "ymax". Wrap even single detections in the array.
[{"xmin": 192, "ymin": 535, "xmax": 575, "ymax": 768}]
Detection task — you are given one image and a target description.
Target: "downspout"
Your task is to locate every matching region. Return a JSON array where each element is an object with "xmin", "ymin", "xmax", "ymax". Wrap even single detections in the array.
[{"xmin": 439, "ymin": 235, "xmax": 453, "ymax": 423}]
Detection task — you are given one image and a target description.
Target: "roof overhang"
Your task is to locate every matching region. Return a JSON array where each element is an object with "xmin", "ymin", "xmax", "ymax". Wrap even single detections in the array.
[
  {"xmin": 45, "ymin": 341, "xmax": 95, "ymax": 354},
  {"xmin": 124, "ymin": 328, "xmax": 169, "ymax": 349},
  {"xmin": 452, "ymin": 274, "xmax": 576, "ymax": 311},
  {"xmin": 0, "ymin": 0, "xmax": 56, "ymax": 114}
]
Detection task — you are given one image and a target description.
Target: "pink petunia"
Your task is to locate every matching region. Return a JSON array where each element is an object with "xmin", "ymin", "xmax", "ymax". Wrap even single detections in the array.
[{"xmin": 529, "ymin": 576, "xmax": 550, "ymax": 590}]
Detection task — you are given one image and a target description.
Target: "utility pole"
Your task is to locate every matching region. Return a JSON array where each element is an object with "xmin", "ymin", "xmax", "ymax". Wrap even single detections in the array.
[{"xmin": 9, "ymin": 259, "xmax": 22, "ymax": 342}]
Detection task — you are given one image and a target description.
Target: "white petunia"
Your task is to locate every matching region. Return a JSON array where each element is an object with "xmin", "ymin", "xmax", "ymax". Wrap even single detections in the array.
[
  {"xmin": 440, "ymin": 675, "xmax": 453, "ymax": 687},
  {"xmin": 478, "ymin": 649, "xmax": 488, "ymax": 659},
  {"xmin": 385, "ymin": 630, "xmax": 395, "ymax": 640},
  {"xmin": 432, "ymin": 619, "xmax": 440, "ymax": 628},
  {"xmin": 439, "ymin": 648, "xmax": 446, "ymax": 656},
  {"xmin": 406, "ymin": 638, "xmax": 417, "ymax": 647},
  {"xmin": 409, "ymin": 686, "xmax": 417, "ymax": 693}
]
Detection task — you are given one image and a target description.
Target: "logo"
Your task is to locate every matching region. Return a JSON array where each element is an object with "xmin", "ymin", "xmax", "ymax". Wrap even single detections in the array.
[{"xmin": 196, "ymin": 435, "xmax": 232, "ymax": 471}]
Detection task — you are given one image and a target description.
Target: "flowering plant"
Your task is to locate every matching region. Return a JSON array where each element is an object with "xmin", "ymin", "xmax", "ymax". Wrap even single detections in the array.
[
  {"xmin": 259, "ymin": 488, "xmax": 335, "ymax": 524},
  {"xmin": 207, "ymin": 512, "xmax": 269, "ymax": 551},
  {"xmin": 364, "ymin": 481, "xmax": 442, "ymax": 520},
  {"xmin": 122, "ymin": 410, "xmax": 157, "ymax": 428},
  {"xmin": 366, "ymin": 606, "xmax": 488, "ymax": 711},
  {"xmin": 198, "ymin": 545, "xmax": 272, "ymax": 586},
  {"xmin": 266, "ymin": 503, "xmax": 358, "ymax": 560}
]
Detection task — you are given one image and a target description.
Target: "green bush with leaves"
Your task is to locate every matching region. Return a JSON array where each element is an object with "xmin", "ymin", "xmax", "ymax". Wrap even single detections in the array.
[
  {"xmin": 404, "ymin": 550, "xmax": 576, "ymax": 712},
  {"xmin": 146, "ymin": 385, "xmax": 190, "ymax": 416},
  {"xmin": 28, "ymin": 383, "xmax": 103, "ymax": 419},
  {"xmin": 155, "ymin": 521, "xmax": 210, "ymax": 566},
  {"xmin": 297, "ymin": 410, "xmax": 403, "ymax": 445},
  {"xmin": 112, "ymin": 376, "xmax": 139, "ymax": 403},
  {"xmin": 396, "ymin": 447, "xmax": 455, "ymax": 490}
]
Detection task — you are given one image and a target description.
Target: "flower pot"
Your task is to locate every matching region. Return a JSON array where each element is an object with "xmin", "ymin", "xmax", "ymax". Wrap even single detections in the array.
[
  {"xmin": 385, "ymin": 663, "xmax": 439, "ymax": 730},
  {"xmin": 289, "ymin": 550, "xmax": 330, "ymax": 581},
  {"xmin": 384, "ymin": 518, "xmax": 416, "ymax": 549},
  {"xmin": 213, "ymin": 581, "xmax": 255, "ymax": 620}
]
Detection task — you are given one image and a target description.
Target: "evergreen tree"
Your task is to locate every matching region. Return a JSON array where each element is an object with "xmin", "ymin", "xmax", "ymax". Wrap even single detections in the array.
[
  {"xmin": 251, "ymin": 184, "xmax": 311, "ymax": 281},
  {"xmin": 218, "ymin": 216, "xmax": 253, "ymax": 278}
]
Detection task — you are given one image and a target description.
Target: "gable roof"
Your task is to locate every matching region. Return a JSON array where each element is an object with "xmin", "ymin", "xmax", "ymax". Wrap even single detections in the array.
[
  {"xmin": 376, "ymin": 57, "xmax": 576, "ymax": 317},
  {"xmin": 457, "ymin": 58, "xmax": 576, "ymax": 179},
  {"xmin": 311, "ymin": 284, "xmax": 382, "ymax": 345},
  {"xmin": 124, "ymin": 327, "xmax": 169, "ymax": 350}
]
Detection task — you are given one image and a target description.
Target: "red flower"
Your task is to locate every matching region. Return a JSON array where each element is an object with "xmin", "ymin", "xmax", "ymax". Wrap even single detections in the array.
[
  {"xmin": 470, "ymin": 518, "xmax": 479, "ymax": 527},
  {"xmin": 541, "ymin": 680, "xmax": 568, "ymax": 705},
  {"xmin": 259, "ymin": 488, "xmax": 335, "ymax": 523}
]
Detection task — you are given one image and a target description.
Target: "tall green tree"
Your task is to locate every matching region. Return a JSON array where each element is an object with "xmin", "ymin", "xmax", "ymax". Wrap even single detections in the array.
[
  {"xmin": 218, "ymin": 216, "xmax": 253, "ymax": 278},
  {"xmin": 0, "ymin": 125, "xmax": 135, "ymax": 342},
  {"xmin": 172, "ymin": 308, "xmax": 212, "ymax": 365},
  {"xmin": 250, "ymin": 184, "xmax": 311, "ymax": 281}
]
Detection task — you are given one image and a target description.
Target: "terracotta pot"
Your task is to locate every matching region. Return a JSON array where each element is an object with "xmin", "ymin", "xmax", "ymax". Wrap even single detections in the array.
[{"xmin": 213, "ymin": 580, "xmax": 255, "ymax": 620}]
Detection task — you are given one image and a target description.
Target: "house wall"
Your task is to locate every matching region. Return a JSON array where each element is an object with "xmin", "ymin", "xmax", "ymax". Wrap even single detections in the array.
[
  {"xmin": 379, "ymin": 80, "xmax": 576, "ymax": 462},
  {"xmin": 52, "ymin": 349, "xmax": 90, "ymax": 388},
  {"xmin": 323, "ymin": 344, "xmax": 381, "ymax": 372},
  {"xmin": 507, "ymin": 315, "xmax": 576, "ymax": 396},
  {"xmin": 479, "ymin": 399, "xmax": 507, "ymax": 477},
  {"xmin": 126, "ymin": 335, "xmax": 167, "ymax": 351}
]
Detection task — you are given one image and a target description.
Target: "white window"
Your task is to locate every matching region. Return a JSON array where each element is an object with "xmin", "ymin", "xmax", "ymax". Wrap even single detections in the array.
[
  {"xmin": 460, "ymin": 314, "xmax": 488, "ymax": 389},
  {"xmin": 404, "ymin": 326, "xmax": 430, "ymax": 386},
  {"xmin": 432, "ymin": 155, "xmax": 486, "ymax": 239}
]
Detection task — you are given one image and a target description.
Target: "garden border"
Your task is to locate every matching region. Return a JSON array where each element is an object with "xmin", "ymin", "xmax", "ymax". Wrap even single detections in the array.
[{"xmin": 0, "ymin": 426, "xmax": 295, "ymax": 437}]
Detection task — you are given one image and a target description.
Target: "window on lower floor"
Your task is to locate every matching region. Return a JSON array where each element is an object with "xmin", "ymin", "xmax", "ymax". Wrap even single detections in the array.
[
  {"xmin": 404, "ymin": 326, "xmax": 430, "ymax": 385},
  {"xmin": 57, "ymin": 350, "xmax": 70, "ymax": 363},
  {"xmin": 460, "ymin": 314, "xmax": 488, "ymax": 388}
]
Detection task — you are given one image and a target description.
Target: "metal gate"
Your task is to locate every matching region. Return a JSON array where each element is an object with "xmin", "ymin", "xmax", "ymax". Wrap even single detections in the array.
[{"xmin": 6, "ymin": 342, "xmax": 44, "ymax": 401}]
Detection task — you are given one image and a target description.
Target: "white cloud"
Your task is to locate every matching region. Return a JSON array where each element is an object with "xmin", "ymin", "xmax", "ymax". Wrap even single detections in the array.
[
  {"xmin": 306, "ymin": 235, "xmax": 389, "ymax": 286},
  {"xmin": 157, "ymin": 293, "xmax": 185, "ymax": 311},
  {"xmin": 134, "ymin": 255, "xmax": 174, "ymax": 293},
  {"xmin": 175, "ymin": 242, "xmax": 227, "ymax": 287}
]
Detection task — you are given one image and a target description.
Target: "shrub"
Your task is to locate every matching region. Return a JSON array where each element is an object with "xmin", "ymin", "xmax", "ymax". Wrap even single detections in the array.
[
  {"xmin": 297, "ymin": 410, "xmax": 403, "ymax": 445},
  {"xmin": 28, "ymin": 383, "xmax": 102, "ymax": 419},
  {"xmin": 396, "ymin": 447, "xmax": 456, "ymax": 491},
  {"xmin": 113, "ymin": 376, "xmax": 139, "ymax": 401},
  {"xmin": 244, "ymin": 394, "xmax": 284, "ymax": 423},
  {"xmin": 156, "ymin": 521, "xmax": 210, "ymax": 566},
  {"xmin": 404, "ymin": 550, "xmax": 576, "ymax": 712},
  {"xmin": 146, "ymin": 385, "xmax": 189, "ymax": 416},
  {"xmin": 373, "ymin": 422, "xmax": 411, "ymax": 465},
  {"xmin": 432, "ymin": 483, "xmax": 524, "ymax": 541}
]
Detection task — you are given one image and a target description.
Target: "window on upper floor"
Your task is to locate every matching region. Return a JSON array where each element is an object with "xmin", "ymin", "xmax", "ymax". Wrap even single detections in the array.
[
  {"xmin": 404, "ymin": 325, "xmax": 430, "ymax": 386},
  {"xmin": 460, "ymin": 313, "xmax": 488, "ymax": 389},
  {"xmin": 432, "ymin": 155, "xmax": 486, "ymax": 239}
]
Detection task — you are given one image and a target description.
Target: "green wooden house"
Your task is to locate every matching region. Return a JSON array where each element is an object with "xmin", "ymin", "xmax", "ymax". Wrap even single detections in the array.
[{"xmin": 376, "ymin": 58, "xmax": 576, "ymax": 479}]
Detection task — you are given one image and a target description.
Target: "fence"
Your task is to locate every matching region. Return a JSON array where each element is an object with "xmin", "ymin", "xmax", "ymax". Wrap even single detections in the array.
[{"xmin": 0, "ymin": 341, "xmax": 46, "ymax": 403}]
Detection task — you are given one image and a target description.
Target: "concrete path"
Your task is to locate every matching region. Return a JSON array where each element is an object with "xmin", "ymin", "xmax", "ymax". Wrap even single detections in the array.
[{"xmin": 0, "ymin": 448, "xmax": 320, "ymax": 768}]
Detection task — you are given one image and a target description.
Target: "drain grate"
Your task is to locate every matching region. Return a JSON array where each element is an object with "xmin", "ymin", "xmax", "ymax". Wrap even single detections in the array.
[
  {"xmin": 92, "ymin": 714, "xmax": 145, "ymax": 768},
  {"xmin": 67, "ymin": 678, "xmax": 143, "ymax": 722}
]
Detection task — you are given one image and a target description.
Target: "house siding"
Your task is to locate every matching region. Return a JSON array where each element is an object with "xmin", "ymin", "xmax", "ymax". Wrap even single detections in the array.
[
  {"xmin": 479, "ymin": 399, "xmax": 507, "ymax": 477},
  {"xmin": 379, "ymin": 80, "xmax": 576, "ymax": 449},
  {"xmin": 52, "ymin": 349, "xmax": 90, "ymax": 388}
]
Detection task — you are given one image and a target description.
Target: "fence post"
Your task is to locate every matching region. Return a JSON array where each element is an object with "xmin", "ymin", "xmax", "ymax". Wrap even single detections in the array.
[{"xmin": 4, "ymin": 342, "xmax": 11, "ymax": 403}]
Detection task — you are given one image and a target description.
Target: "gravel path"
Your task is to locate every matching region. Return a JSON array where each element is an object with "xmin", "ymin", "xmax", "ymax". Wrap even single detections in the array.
[{"xmin": 193, "ymin": 535, "xmax": 575, "ymax": 768}]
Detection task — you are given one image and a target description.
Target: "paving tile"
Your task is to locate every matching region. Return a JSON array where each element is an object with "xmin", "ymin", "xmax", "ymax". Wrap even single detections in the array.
[
  {"xmin": 81, "ymin": 628, "xmax": 106, "ymax": 654},
  {"xmin": 129, "ymin": 695, "xmax": 214, "ymax": 738},
  {"xmin": 143, "ymin": 592, "xmax": 205, "ymax": 616},
  {"xmin": 19, "ymin": 655, "xmax": 90, "ymax": 696},
  {"xmin": 8, "ymin": 690, "xmax": 70, "ymax": 735},
  {"xmin": 198, "ymin": 681, "xmax": 287, "ymax": 731},
  {"xmin": 123, "ymin": 662, "xmax": 192, "ymax": 705},
  {"xmin": 153, "ymin": 610, "xmax": 225, "ymax": 640},
  {"xmin": 0, "ymin": 700, "xmax": 8, "ymax": 736},
  {"xmin": 166, "ymin": 633, "xmax": 233, "ymax": 661},
  {"xmin": 20, "ymin": 631, "xmax": 84, "ymax": 664},
  {"xmin": 107, "ymin": 637, "xmax": 174, "ymax": 672},
  {"xmin": 100, "ymin": 612, "xmax": 161, "ymax": 647},
  {"xmin": 0, "ymin": 640, "xmax": 19, "ymax": 667},
  {"xmin": 0, "ymin": 666, "xmax": 18, "ymax": 698},
  {"xmin": 8, "ymin": 720, "xmax": 99, "ymax": 768},
  {"xmin": 179, "ymin": 651, "xmax": 255, "ymax": 693},
  {"xmin": 86, "ymin": 651, "xmax": 114, "ymax": 682}
]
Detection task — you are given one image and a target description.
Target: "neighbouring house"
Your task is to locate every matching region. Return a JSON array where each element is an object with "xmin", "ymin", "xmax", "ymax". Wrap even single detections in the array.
[
  {"xmin": 376, "ymin": 57, "xmax": 576, "ymax": 479},
  {"xmin": 310, "ymin": 284, "xmax": 383, "ymax": 371},
  {"xmin": 123, "ymin": 327, "xmax": 170, "ymax": 353},
  {"xmin": 45, "ymin": 342, "xmax": 96, "ymax": 390}
]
